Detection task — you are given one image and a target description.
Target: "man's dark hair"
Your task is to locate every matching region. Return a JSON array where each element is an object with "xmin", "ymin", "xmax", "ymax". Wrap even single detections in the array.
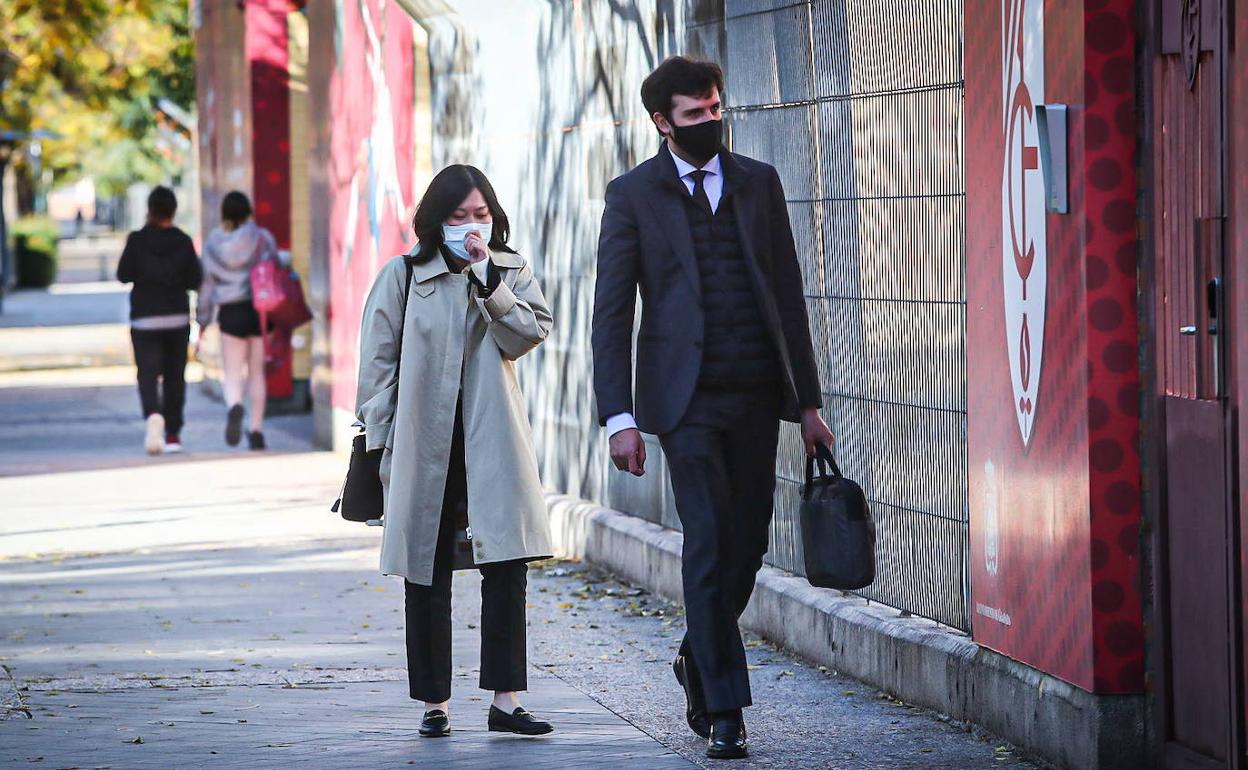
[
  {"xmin": 410, "ymin": 164, "xmax": 516, "ymax": 265},
  {"xmin": 640, "ymin": 56, "xmax": 724, "ymax": 131},
  {"xmin": 147, "ymin": 186, "xmax": 177, "ymax": 221},
  {"xmin": 220, "ymin": 191, "xmax": 253, "ymax": 226}
]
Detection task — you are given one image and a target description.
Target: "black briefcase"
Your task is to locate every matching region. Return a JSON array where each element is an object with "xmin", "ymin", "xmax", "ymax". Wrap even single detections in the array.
[
  {"xmin": 331, "ymin": 432, "xmax": 384, "ymax": 523},
  {"xmin": 800, "ymin": 444, "xmax": 875, "ymax": 590}
]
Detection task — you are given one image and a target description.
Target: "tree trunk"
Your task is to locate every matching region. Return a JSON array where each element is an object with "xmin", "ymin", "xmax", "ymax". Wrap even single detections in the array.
[
  {"xmin": 0, "ymin": 155, "xmax": 10, "ymax": 307},
  {"xmin": 13, "ymin": 159, "xmax": 35, "ymax": 216}
]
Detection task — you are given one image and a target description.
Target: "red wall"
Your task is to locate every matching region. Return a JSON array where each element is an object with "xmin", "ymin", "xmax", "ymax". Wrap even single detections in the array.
[
  {"xmin": 246, "ymin": 0, "xmax": 291, "ymax": 249},
  {"xmin": 324, "ymin": 1, "xmax": 419, "ymax": 417},
  {"xmin": 196, "ymin": 0, "xmax": 292, "ymax": 250},
  {"xmin": 965, "ymin": 0, "xmax": 1144, "ymax": 693},
  {"xmin": 195, "ymin": 1, "xmax": 297, "ymax": 398}
]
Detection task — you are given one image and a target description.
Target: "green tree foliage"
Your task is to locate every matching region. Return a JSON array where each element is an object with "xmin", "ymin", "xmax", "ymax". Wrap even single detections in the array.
[{"xmin": 0, "ymin": 0, "xmax": 195, "ymax": 197}]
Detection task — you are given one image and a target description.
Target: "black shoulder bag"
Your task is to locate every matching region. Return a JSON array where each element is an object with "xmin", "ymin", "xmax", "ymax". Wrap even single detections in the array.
[
  {"xmin": 332, "ymin": 258, "xmax": 414, "ymax": 523},
  {"xmin": 799, "ymin": 443, "xmax": 876, "ymax": 590}
]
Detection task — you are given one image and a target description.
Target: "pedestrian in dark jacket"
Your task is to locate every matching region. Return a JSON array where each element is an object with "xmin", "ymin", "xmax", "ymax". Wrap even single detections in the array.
[
  {"xmin": 117, "ymin": 186, "xmax": 203, "ymax": 455},
  {"xmin": 592, "ymin": 56, "xmax": 834, "ymax": 760}
]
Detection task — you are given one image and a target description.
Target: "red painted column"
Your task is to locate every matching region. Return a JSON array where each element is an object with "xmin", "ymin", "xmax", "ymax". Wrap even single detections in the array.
[
  {"xmin": 1082, "ymin": 0, "xmax": 1144, "ymax": 694},
  {"xmin": 965, "ymin": 0, "xmax": 1143, "ymax": 693},
  {"xmin": 245, "ymin": 0, "xmax": 294, "ymax": 398},
  {"xmin": 246, "ymin": 0, "xmax": 291, "ymax": 249}
]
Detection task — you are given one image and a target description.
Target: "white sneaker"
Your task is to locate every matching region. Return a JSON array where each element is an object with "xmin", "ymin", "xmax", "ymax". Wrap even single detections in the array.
[
  {"xmin": 144, "ymin": 414, "xmax": 166, "ymax": 455},
  {"xmin": 163, "ymin": 438, "xmax": 183, "ymax": 454}
]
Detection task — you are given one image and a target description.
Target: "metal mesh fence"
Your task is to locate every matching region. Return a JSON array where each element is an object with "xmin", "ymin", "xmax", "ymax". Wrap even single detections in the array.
[
  {"xmin": 483, "ymin": 0, "xmax": 969, "ymax": 631},
  {"xmin": 718, "ymin": 0, "xmax": 970, "ymax": 629}
]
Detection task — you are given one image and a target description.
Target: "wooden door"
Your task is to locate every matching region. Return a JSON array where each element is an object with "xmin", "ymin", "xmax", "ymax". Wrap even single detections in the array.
[{"xmin": 1149, "ymin": 0, "xmax": 1240, "ymax": 767}]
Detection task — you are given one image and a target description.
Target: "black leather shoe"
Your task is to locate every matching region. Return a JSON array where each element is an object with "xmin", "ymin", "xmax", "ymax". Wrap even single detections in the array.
[
  {"xmin": 673, "ymin": 655, "xmax": 710, "ymax": 738},
  {"xmin": 488, "ymin": 705, "xmax": 554, "ymax": 736},
  {"xmin": 706, "ymin": 711, "xmax": 748, "ymax": 760},
  {"xmin": 419, "ymin": 709, "xmax": 450, "ymax": 737}
]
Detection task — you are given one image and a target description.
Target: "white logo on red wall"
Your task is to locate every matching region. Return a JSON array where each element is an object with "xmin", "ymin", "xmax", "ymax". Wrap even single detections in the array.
[
  {"xmin": 983, "ymin": 460, "xmax": 999, "ymax": 576},
  {"xmin": 1001, "ymin": 0, "xmax": 1046, "ymax": 447}
]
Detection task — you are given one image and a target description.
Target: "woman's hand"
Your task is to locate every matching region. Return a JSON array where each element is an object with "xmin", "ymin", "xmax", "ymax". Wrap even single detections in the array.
[{"xmin": 464, "ymin": 230, "xmax": 490, "ymax": 263}]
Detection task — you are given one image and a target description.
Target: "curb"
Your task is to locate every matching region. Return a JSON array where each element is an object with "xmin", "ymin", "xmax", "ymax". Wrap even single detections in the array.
[{"xmin": 546, "ymin": 493, "xmax": 1147, "ymax": 770}]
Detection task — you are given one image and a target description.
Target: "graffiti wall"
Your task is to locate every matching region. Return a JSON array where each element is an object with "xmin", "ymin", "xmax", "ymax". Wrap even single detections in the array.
[
  {"xmin": 314, "ymin": 0, "xmax": 681, "ymax": 483},
  {"xmin": 965, "ymin": 0, "xmax": 1143, "ymax": 692},
  {"xmin": 317, "ymin": 0, "xmax": 979, "ymax": 632},
  {"xmin": 323, "ymin": 0, "xmax": 423, "ymax": 420}
]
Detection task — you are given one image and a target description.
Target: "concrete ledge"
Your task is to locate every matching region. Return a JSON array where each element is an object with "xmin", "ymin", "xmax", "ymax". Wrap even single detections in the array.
[{"xmin": 546, "ymin": 494, "xmax": 1147, "ymax": 770}]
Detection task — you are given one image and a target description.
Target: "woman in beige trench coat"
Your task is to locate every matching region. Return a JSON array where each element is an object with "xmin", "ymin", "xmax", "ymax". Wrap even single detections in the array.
[{"xmin": 355, "ymin": 165, "xmax": 555, "ymax": 738}]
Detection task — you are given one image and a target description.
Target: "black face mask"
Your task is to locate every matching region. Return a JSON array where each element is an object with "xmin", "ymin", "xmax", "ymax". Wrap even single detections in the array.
[{"xmin": 669, "ymin": 118, "xmax": 723, "ymax": 165}]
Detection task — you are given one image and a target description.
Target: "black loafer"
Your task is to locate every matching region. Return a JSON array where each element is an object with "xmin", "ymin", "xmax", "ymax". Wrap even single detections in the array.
[
  {"xmin": 706, "ymin": 711, "xmax": 748, "ymax": 760},
  {"xmin": 673, "ymin": 655, "xmax": 710, "ymax": 738},
  {"xmin": 488, "ymin": 705, "xmax": 554, "ymax": 736},
  {"xmin": 419, "ymin": 709, "xmax": 450, "ymax": 737}
]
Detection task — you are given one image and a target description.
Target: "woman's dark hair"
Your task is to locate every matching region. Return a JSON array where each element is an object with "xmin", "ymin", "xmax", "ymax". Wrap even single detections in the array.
[
  {"xmin": 147, "ymin": 186, "xmax": 177, "ymax": 221},
  {"xmin": 410, "ymin": 165, "xmax": 514, "ymax": 264},
  {"xmin": 220, "ymin": 191, "xmax": 253, "ymax": 226},
  {"xmin": 640, "ymin": 56, "xmax": 724, "ymax": 134}
]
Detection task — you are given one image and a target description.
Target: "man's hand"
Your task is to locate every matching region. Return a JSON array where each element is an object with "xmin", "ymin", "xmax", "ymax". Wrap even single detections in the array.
[
  {"xmin": 609, "ymin": 428, "xmax": 647, "ymax": 476},
  {"xmin": 801, "ymin": 408, "xmax": 835, "ymax": 457}
]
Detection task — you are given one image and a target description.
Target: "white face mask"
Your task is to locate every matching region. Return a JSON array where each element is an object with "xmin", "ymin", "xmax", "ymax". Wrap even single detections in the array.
[{"xmin": 441, "ymin": 222, "xmax": 492, "ymax": 260}]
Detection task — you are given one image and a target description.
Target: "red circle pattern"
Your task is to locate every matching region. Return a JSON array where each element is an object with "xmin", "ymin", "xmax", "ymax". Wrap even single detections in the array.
[
  {"xmin": 1083, "ymin": 0, "xmax": 1145, "ymax": 694},
  {"xmin": 247, "ymin": 0, "xmax": 292, "ymax": 249}
]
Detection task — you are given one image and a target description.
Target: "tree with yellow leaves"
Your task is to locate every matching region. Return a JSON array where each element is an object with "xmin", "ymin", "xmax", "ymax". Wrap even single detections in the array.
[{"xmin": 0, "ymin": 0, "xmax": 194, "ymax": 206}]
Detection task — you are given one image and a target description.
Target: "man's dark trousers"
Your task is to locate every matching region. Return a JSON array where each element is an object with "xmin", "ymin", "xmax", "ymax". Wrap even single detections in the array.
[{"xmin": 661, "ymin": 384, "xmax": 782, "ymax": 712}]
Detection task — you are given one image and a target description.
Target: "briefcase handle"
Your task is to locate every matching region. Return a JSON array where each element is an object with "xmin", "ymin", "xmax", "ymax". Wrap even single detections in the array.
[{"xmin": 804, "ymin": 443, "xmax": 843, "ymax": 490}]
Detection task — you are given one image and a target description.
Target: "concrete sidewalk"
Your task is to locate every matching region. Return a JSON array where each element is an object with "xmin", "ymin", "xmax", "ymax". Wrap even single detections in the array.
[
  {"xmin": 0, "ymin": 369, "xmax": 694, "ymax": 770},
  {"xmin": 0, "ymin": 368, "xmax": 1037, "ymax": 769}
]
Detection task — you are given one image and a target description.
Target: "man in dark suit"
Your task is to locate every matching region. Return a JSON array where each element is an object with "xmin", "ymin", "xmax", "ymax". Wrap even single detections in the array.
[{"xmin": 592, "ymin": 56, "xmax": 834, "ymax": 760}]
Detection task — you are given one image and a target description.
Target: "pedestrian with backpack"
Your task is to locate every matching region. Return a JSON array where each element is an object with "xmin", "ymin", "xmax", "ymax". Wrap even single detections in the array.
[
  {"xmin": 117, "ymin": 186, "xmax": 202, "ymax": 455},
  {"xmin": 196, "ymin": 191, "xmax": 279, "ymax": 450}
]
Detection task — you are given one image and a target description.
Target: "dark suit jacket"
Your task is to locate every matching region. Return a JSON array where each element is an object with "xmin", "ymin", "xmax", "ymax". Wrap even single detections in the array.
[{"xmin": 591, "ymin": 144, "xmax": 823, "ymax": 435}]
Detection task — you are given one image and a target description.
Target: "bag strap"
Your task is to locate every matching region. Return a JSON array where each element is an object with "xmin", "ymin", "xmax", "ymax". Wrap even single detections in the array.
[
  {"xmin": 392, "ymin": 256, "xmax": 415, "ymax": 399},
  {"xmin": 259, "ymin": 308, "xmax": 270, "ymax": 363},
  {"xmin": 804, "ymin": 443, "xmax": 843, "ymax": 491}
]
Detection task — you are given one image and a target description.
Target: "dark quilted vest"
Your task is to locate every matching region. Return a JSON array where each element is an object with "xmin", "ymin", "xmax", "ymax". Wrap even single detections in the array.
[{"xmin": 684, "ymin": 194, "xmax": 782, "ymax": 389}]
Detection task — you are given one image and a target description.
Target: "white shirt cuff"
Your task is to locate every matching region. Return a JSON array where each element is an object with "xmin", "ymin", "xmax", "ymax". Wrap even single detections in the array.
[
  {"xmin": 605, "ymin": 412, "xmax": 638, "ymax": 437},
  {"xmin": 469, "ymin": 257, "xmax": 489, "ymax": 283}
]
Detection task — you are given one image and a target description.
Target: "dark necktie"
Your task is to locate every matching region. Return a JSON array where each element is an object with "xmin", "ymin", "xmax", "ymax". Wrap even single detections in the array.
[{"xmin": 689, "ymin": 169, "xmax": 713, "ymax": 215}]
